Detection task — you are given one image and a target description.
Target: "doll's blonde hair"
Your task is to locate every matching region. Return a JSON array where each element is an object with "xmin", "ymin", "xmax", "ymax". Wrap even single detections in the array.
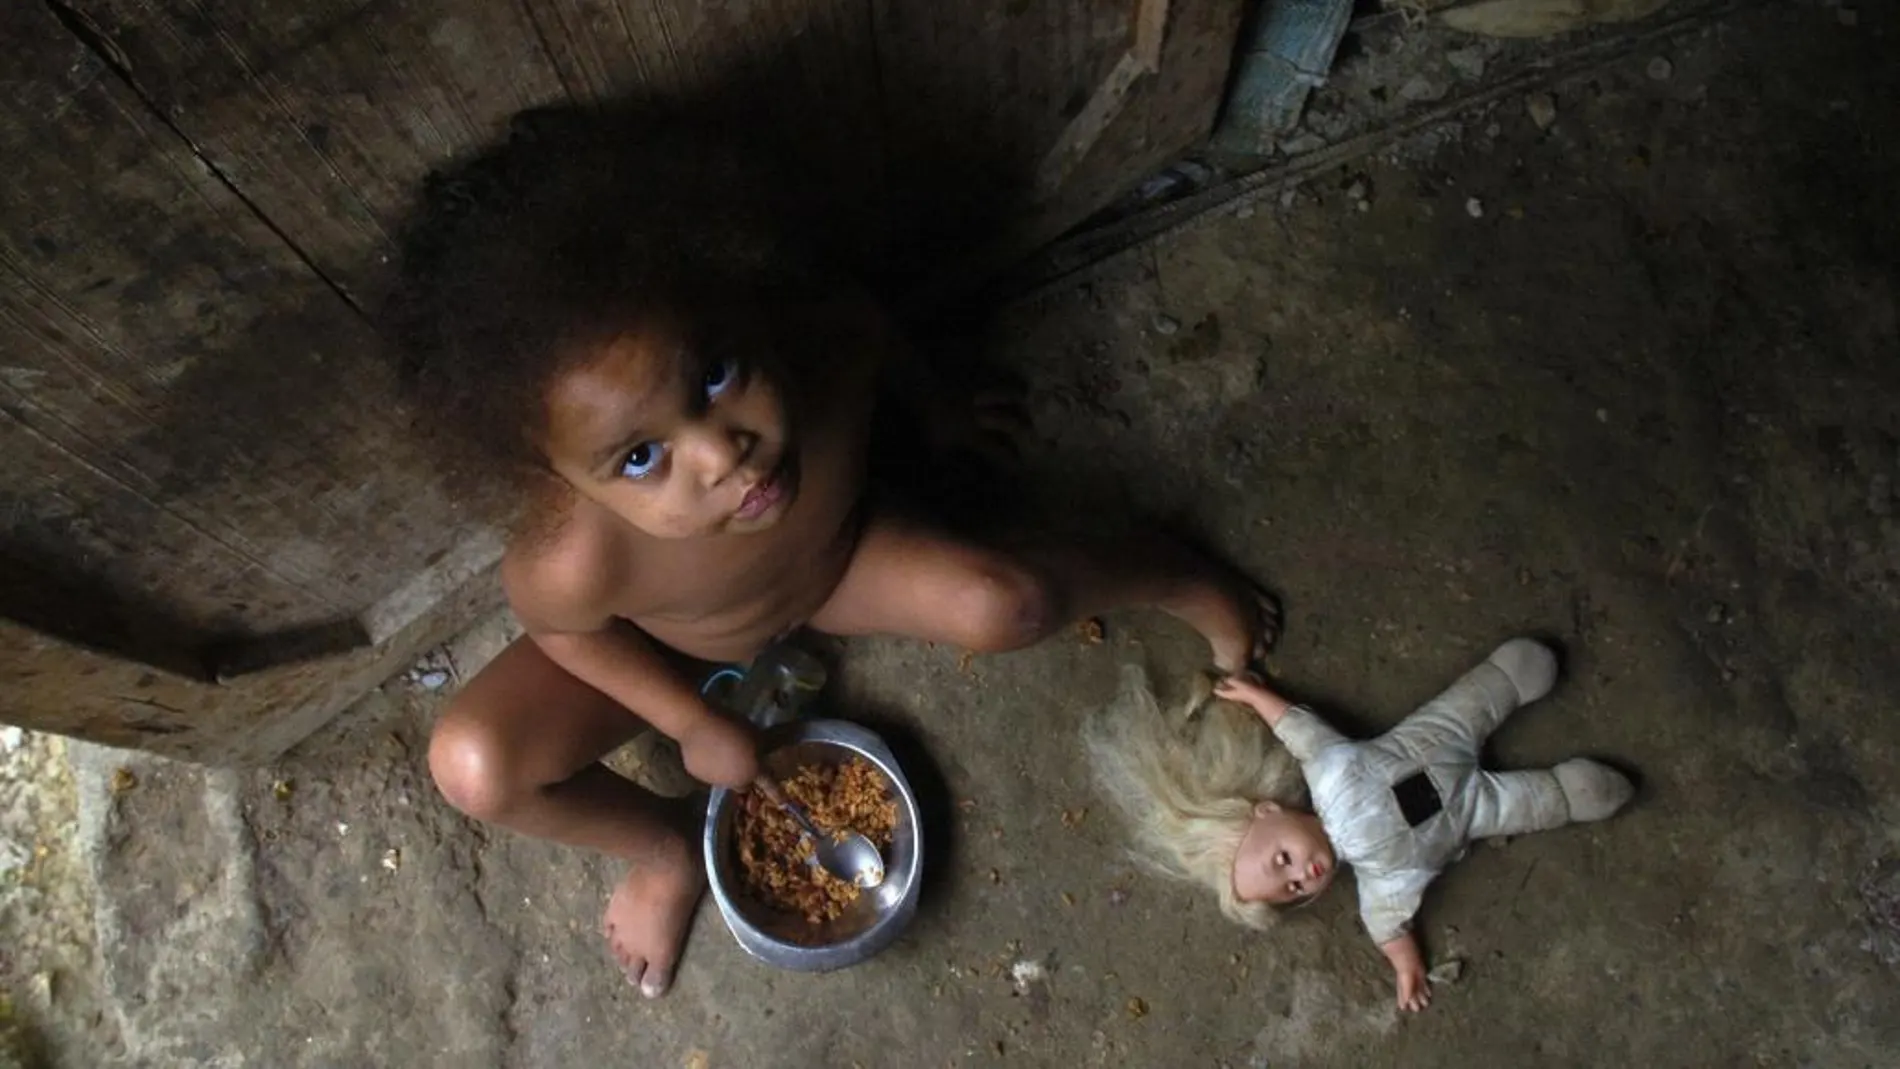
[{"xmin": 1084, "ymin": 665, "xmax": 1306, "ymax": 930}]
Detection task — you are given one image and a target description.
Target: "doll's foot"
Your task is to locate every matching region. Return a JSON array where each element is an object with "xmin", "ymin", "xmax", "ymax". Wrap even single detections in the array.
[
  {"xmin": 1487, "ymin": 638, "xmax": 1557, "ymax": 705},
  {"xmin": 1554, "ymin": 758, "xmax": 1634, "ymax": 822}
]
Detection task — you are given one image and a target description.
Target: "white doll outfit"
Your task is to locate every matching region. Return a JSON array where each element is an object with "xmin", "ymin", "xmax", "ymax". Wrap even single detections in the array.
[{"xmin": 1268, "ymin": 639, "xmax": 1633, "ymax": 945}]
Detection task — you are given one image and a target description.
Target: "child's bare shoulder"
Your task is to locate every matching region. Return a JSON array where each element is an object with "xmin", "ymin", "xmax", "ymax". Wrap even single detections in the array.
[{"xmin": 500, "ymin": 493, "xmax": 645, "ymax": 633}]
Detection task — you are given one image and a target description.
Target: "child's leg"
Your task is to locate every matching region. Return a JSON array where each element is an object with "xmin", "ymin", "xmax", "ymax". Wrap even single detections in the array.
[
  {"xmin": 1385, "ymin": 639, "xmax": 1557, "ymax": 758},
  {"xmin": 1465, "ymin": 760, "xmax": 1635, "ymax": 839},
  {"xmin": 808, "ymin": 512, "xmax": 1276, "ymax": 671},
  {"xmin": 428, "ymin": 636, "xmax": 701, "ymax": 998}
]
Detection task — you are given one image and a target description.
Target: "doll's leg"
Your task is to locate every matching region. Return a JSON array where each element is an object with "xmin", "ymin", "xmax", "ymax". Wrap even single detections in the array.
[
  {"xmin": 1385, "ymin": 639, "xmax": 1557, "ymax": 759},
  {"xmin": 1466, "ymin": 759, "xmax": 1634, "ymax": 838},
  {"xmin": 1464, "ymin": 769, "xmax": 1570, "ymax": 838}
]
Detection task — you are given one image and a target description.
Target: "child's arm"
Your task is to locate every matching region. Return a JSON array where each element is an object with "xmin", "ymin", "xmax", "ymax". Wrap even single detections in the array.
[
  {"xmin": 531, "ymin": 628, "xmax": 757, "ymax": 788},
  {"xmin": 1214, "ymin": 674, "xmax": 1350, "ymax": 762},
  {"xmin": 1379, "ymin": 932, "xmax": 1432, "ymax": 1013},
  {"xmin": 505, "ymin": 555, "xmax": 758, "ymax": 789}
]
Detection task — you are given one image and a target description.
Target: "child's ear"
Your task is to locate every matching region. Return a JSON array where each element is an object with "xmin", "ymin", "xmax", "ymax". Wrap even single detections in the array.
[{"xmin": 1253, "ymin": 800, "xmax": 1281, "ymax": 817}]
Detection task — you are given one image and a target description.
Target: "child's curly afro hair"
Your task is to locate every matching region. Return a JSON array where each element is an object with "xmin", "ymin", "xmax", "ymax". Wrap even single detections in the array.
[{"xmin": 382, "ymin": 100, "xmax": 858, "ymax": 504}]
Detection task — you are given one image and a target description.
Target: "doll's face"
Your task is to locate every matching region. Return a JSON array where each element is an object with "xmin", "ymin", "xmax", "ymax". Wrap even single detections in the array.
[{"xmin": 1233, "ymin": 802, "xmax": 1337, "ymax": 905}]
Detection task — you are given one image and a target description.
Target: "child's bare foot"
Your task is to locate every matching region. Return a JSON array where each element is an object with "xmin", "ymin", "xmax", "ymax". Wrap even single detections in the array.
[
  {"xmin": 602, "ymin": 835, "xmax": 704, "ymax": 998},
  {"xmin": 1161, "ymin": 568, "xmax": 1282, "ymax": 675}
]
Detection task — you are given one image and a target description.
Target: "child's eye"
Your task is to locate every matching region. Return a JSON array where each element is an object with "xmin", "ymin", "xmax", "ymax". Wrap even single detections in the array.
[
  {"xmin": 1288, "ymin": 880, "xmax": 1303, "ymax": 896},
  {"xmin": 1274, "ymin": 851, "xmax": 1290, "ymax": 868},
  {"xmin": 620, "ymin": 441, "xmax": 665, "ymax": 480},
  {"xmin": 703, "ymin": 357, "xmax": 739, "ymax": 399}
]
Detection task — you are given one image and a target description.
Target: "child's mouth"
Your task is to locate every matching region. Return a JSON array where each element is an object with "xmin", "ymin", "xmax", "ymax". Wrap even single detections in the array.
[{"xmin": 735, "ymin": 462, "xmax": 790, "ymax": 522}]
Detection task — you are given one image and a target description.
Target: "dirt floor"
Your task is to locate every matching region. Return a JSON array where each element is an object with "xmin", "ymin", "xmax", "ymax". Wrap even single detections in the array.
[{"xmin": 4, "ymin": 3, "xmax": 1899, "ymax": 1067}]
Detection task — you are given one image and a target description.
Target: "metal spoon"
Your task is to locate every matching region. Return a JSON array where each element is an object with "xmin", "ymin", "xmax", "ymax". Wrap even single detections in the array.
[{"xmin": 755, "ymin": 775, "xmax": 886, "ymax": 889}]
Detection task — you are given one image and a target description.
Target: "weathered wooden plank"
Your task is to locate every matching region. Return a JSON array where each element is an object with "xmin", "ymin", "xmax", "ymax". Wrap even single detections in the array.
[
  {"xmin": 1037, "ymin": 49, "xmax": 1153, "ymax": 196},
  {"xmin": 514, "ymin": 0, "xmax": 695, "ymax": 99},
  {"xmin": 0, "ymin": 0, "xmax": 487, "ymax": 758},
  {"xmin": 4, "ymin": 4, "xmax": 335, "ymax": 640},
  {"xmin": 0, "ymin": 530, "xmax": 500, "ymax": 766},
  {"xmin": 1050, "ymin": 0, "xmax": 1245, "ymax": 232},
  {"xmin": 74, "ymin": 0, "xmax": 894, "ymax": 291},
  {"xmin": 523, "ymin": 0, "xmax": 882, "ymax": 104},
  {"xmin": 629, "ymin": 0, "xmax": 887, "ymax": 166},
  {"xmin": 1040, "ymin": 0, "xmax": 1177, "ymax": 197},
  {"xmin": 866, "ymin": 0, "xmax": 1127, "ymax": 281},
  {"xmin": 901, "ymin": 0, "xmax": 1247, "ymax": 308},
  {"xmin": 67, "ymin": 0, "xmax": 571, "ymax": 303},
  {"xmin": 519, "ymin": 0, "xmax": 891, "ymax": 264},
  {"xmin": 1, "ymin": 400, "xmax": 264, "ymax": 680},
  {"xmin": 67, "ymin": 0, "xmax": 1236, "ymax": 318}
]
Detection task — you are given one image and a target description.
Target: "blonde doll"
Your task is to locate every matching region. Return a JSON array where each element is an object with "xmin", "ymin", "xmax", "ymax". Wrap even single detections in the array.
[{"xmin": 1088, "ymin": 639, "xmax": 1634, "ymax": 1011}]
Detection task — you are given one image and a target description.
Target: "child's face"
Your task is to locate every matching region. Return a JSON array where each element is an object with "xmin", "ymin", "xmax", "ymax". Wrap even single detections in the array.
[
  {"xmin": 539, "ymin": 316, "xmax": 797, "ymax": 539},
  {"xmin": 1233, "ymin": 802, "xmax": 1337, "ymax": 905}
]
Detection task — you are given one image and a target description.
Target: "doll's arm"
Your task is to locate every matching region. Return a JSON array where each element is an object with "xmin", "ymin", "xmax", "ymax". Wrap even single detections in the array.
[
  {"xmin": 1358, "ymin": 868, "xmax": 1435, "ymax": 1011},
  {"xmin": 1379, "ymin": 932, "xmax": 1431, "ymax": 1013},
  {"xmin": 1215, "ymin": 673, "xmax": 1293, "ymax": 723},
  {"xmin": 1215, "ymin": 675, "xmax": 1348, "ymax": 762}
]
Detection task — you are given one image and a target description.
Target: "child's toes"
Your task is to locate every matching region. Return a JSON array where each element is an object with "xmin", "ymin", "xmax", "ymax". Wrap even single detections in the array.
[{"xmin": 1253, "ymin": 587, "xmax": 1284, "ymax": 661}]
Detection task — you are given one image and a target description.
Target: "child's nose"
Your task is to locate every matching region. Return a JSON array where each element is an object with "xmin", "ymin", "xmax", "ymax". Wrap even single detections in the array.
[{"xmin": 679, "ymin": 424, "xmax": 756, "ymax": 485}]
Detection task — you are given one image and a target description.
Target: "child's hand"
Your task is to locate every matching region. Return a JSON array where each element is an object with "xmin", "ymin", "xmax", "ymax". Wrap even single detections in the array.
[
  {"xmin": 677, "ymin": 714, "xmax": 760, "ymax": 789},
  {"xmin": 1214, "ymin": 673, "xmax": 1291, "ymax": 724},
  {"xmin": 1395, "ymin": 960, "xmax": 1432, "ymax": 1013}
]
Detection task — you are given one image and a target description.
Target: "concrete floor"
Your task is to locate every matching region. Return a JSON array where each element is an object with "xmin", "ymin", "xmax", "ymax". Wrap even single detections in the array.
[{"xmin": 4, "ymin": 3, "xmax": 1898, "ymax": 1067}]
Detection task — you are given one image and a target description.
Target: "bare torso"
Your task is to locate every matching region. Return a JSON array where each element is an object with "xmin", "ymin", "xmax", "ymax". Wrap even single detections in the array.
[{"xmin": 598, "ymin": 429, "xmax": 865, "ymax": 663}]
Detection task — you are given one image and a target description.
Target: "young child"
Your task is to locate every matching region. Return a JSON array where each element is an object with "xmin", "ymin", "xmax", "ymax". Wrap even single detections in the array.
[
  {"xmin": 1089, "ymin": 639, "xmax": 1634, "ymax": 1012},
  {"xmin": 386, "ymin": 105, "xmax": 1276, "ymax": 999}
]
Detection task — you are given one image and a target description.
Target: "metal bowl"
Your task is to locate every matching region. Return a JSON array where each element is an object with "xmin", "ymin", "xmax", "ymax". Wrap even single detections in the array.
[{"xmin": 703, "ymin": 719, "xmax": 923, "ymax": 972}]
